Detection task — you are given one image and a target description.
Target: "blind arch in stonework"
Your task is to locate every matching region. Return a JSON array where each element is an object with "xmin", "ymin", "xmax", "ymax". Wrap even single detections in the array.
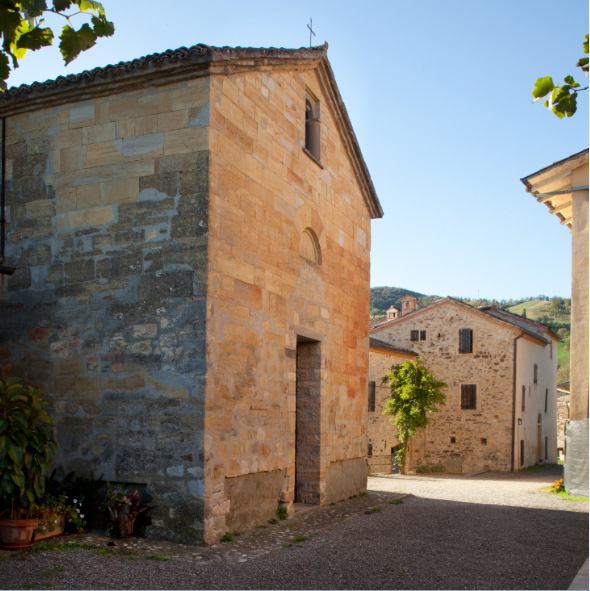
[{"xmin": 299, "ymin": 227, "xmax": 322, "ymax": 264}]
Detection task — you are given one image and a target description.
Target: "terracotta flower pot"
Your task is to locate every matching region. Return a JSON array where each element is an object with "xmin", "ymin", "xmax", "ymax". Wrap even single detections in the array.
[
  {"xmin": 0, "ymin": 517, "xmax": 39, "ymax": 550},
  {"xmin": 33, "ymin": 513, "xmax": 65, "ymax": 541}
]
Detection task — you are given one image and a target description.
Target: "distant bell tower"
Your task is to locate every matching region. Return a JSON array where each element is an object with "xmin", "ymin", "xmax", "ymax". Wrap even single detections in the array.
[{"xmin": 399, "ymin": 294, "xmax": 418, "ymax": 315}]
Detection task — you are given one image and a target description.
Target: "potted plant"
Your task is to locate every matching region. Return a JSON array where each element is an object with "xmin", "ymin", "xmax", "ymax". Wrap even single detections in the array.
[
  {"xmin": 32, "ymin": 493, "xmax": 86, "ymax": 541},
  {"xmin": 105, "ymin": 483, "xmax": 154, "ymax": 538},
  {"xmin": 0, "ymin": 366, "xmax": 58, "ymax": 549},
  {"xmin": 44, "ymin": 469, "xmax": 103, "ymax": 533}
]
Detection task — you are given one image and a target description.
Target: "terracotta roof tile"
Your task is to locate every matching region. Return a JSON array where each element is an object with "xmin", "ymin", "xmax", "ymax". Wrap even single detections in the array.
[{"xmin": 0, "ymin": 43, "xmax": 327, "ymax": 102}]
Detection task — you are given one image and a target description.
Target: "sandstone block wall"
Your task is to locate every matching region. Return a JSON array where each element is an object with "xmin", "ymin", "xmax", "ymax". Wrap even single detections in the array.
[
  {"xmin": 0, "ymin": 77, "xmax": 210, "ymax": 543},
  {"xmin": 203, "ymin": 68, "xmax": 371, "ymax": 542}
]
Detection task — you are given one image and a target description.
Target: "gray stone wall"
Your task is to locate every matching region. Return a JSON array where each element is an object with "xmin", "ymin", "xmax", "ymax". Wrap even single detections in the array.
[{"xmin": 0, "ymin": 80, "xmax": 210, "ymax": 543}]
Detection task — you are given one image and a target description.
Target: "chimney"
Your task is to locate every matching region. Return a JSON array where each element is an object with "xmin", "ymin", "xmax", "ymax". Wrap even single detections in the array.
[
  {"xmin": 399, "ymin": 294, "xmax": 418, "ymax": 316},
  {"xmin": 386, "ymin": 305, "xmax": 400, "ymax": 320}
]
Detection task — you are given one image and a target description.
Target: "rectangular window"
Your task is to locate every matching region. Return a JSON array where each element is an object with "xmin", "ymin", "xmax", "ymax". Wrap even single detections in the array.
[
  {"xmin": 368, "ymin": 381, "xmax": 376, "ymax": 413},
  {"xmin": 458, "ymin": 328, "xmax": 473, "ymax": 354},
  {"xmin": 461, "ymin": 384, "xmax": 477, "ymax": 409},
  {"xmin": 522, "ymin": 385, "xmax": 526, "ymax": 411},
  {"xmin": 545, "ymin": 389, "xmax": 548, "ymax": 413},
  {"xmin": 304, "ymin": 95, "xmax": 321, "ymax": 163},
  {"xmin": 419, "ymin": 330, "xmax": 427, "ymax": 341},
  {"xmin": 410, "ymin": 330, "xmax": 419, "ymax": 342},
  {"xmin": 368, "ymin": 443, "xmax": 373, "ymax": 457},
  {"xmin": 545, "ymin": 437, "xmax": 548, "ymax": 460},
  {"xmin": 534, "ymin": 364, "xmax": 538, "ymax": 384},
  {"xmin": 520, "ymin": 440, "xmax": 525, "ymax": 466}
]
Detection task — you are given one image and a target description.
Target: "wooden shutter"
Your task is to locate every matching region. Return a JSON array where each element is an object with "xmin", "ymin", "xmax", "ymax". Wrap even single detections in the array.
[
  {"xmin": 459, "ymin": 328, "xmax": 473, "ymax": 353},
  {"xmin": 368, "ymin": 381, "xmax": 376, "ymax": 412},
  {"xmin": 545, "ymin": 389, "xmax": 548, "ymax": 413},
  {"xmin": 461, "ymin": 384, "xmax": 476, "ymax": 409}
]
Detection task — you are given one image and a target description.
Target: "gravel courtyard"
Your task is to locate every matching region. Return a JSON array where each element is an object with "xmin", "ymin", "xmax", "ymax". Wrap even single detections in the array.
[{"xmin": 1, "ymin": 464, "xmax": 587, "ymax": 590}]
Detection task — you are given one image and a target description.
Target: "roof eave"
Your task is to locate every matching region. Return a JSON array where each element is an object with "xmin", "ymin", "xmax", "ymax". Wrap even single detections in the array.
[{"xmin": 315, "ymin": 55, "xmax": 383, "ymax": 219}]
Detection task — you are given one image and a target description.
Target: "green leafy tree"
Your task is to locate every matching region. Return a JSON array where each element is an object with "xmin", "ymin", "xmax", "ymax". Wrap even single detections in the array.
[
  {"xmin": 532, "ymin": 34, "xmax": 589, "ymax": 118},
  {"xmin": 382, "ymin": 358, "xmax": 447, "ymax": 474},
  {"xmin": 0, "ymin": 1, "xmax": 114, "ymax": 90}
]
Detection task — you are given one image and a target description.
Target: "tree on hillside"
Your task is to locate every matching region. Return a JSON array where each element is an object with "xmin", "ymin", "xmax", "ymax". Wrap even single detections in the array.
[
  {"xmin": 532, "ymin": 33, "xmax": 588, "ymax": 118},
  {"xmin": 550, "ymin": 296, "xmax": 566, "ymax": 315},
  {"xmin": 0, "ymin": 1, "xmax": 114, "ymax": 90},
  {"xmin": 382, "ymin": 358, "xmax": 447, "ymax": 474}
]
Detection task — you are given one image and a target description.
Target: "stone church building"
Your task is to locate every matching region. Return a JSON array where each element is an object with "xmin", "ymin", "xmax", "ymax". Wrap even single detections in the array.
[
  {"xmin": 369, "ymin": 296, "xmax": 559, "ymax": 474},
  {"xmin": 0, "ymin": 44, "xmax": 383, "ymax": 544}
]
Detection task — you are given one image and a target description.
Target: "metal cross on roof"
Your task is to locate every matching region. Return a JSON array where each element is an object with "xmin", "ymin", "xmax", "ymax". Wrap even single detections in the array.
[{"xmin": 307, "ymin": 18, "xmax": 316, "ymax": 48}]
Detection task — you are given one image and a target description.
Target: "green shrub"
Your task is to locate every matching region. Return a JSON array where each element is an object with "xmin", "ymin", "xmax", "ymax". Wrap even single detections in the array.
[
  {"xmin": 276, "ymin": 503, "xmax": 288, "ymax": 521},
  {"xmin": 416, "ymin": 464, "xmax": 445, "ymax": 473}
]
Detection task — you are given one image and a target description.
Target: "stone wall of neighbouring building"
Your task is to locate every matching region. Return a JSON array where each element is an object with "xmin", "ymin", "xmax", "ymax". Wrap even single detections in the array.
[
  {"xmin": 0, "ymin": 76, "xmax": 211, "ymax": 543},
  {"xmin": 372, "ymin": 301, "xmax": 518, "ymax": 474},
  {"xmin": 203, "ymin": 66, "xmax": 372, "ymax": 542},
  {"xmin": 556, "ymin": 391, "xmax": 570, "ymax": 457},
  {"xmin": 367, "ymin": 347, "xmax": 416, "ymax": 473}
]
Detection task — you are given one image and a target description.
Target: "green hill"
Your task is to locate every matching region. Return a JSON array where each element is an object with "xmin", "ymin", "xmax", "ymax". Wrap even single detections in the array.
[
  {"xmin": 369, "ymin": 287, "xmax": 440, "ymax": 316},
  {"xmin": 507, "ymin": 298, "xmax": 571, "ymax": 383}
]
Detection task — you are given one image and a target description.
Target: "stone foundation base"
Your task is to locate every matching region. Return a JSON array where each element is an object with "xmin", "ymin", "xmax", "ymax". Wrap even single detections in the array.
[
  {"xmin": 224, "ymin": 469, "xmax": 285, "ymax": 533},
  {"xmin": 324, "ymin": 457, "xmax": 367, "ymax": 504}
]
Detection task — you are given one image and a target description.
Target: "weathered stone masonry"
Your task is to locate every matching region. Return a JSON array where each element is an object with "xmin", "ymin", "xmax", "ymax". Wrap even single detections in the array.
[
  {"xmin": 0, "ymin": 44, "xmax": 383, "ymax": 544},
  {"xmin": 0, "ymin": 72, "xmax": 211, "ymax": 543}
]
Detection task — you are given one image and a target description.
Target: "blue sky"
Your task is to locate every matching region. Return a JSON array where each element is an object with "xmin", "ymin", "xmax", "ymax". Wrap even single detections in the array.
[{"xmin": 6, "ymin": 1, "xmax": 588, "ymax": 300}]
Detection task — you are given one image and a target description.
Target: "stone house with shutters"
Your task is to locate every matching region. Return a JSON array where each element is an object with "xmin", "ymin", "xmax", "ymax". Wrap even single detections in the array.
[
  {"xmin": 369, "ymin": 297, "xmax": 559, "ymax": 474},
  {"xmin": 0, "ymin": 43, "xmax": 383, "ymax": 544}
]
